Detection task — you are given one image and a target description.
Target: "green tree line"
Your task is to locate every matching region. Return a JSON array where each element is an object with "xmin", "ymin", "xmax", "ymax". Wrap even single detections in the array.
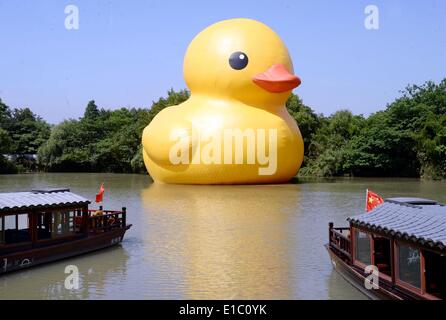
[
  {"xmin": 0, "ymin": 80, "xmax": 445, "ymax": 179},
  {"xmin": 0, "ymin": 99, "xmax": 50, "ymax": 173},
  {"xmin": 38, "ymin": 89, "xmax": 190, "ymax": 173},
  {"xmin": 294, "ymin": 79, "xmax": 446, "ymax": 179}
]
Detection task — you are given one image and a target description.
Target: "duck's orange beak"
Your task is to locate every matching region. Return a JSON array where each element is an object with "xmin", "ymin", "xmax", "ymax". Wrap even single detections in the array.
[{"xmin": 252, "ymin": 64, "xmax": 301, "ymax": 93}]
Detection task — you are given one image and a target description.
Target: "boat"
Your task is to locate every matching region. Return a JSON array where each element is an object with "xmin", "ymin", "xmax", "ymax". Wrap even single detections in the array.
[
  {"xmin": 326, "ymin": 197, "xmax": 446, "ymax": 300},
  {"xmin": 0, "ymin": 188, "xmax": 131, "ymax": 274}
]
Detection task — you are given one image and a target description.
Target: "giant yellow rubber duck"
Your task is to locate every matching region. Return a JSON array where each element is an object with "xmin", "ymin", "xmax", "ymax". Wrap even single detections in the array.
[{"xmin": 142, "ymin": 18, "xmax": 304, "ymax": 184}]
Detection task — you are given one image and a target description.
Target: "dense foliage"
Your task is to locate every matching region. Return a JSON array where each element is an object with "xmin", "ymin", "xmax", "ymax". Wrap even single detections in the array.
[
  {"xmin": 1, "ymin": 79, "xmax": 445, "ymax": 179},
  {"xmin": 37, "ymin": 89, "xmax": 190, "ymax": 173},
  {"xmin": 0, "ymin": 99, "xmax": 50, "ymax": 173},
  {"xmin": 295, "ymin": 79, "xmax": 446, "ymax": 179}
]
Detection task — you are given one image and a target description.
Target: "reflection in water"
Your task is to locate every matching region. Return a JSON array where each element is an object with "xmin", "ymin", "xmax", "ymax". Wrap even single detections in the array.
[
  {"xmin": 327, "ymin": 267, "xmax": 367, "ymax": 300},
  {"xmin": 1, "ymin": 174, "xmax": 445, "ymax": 299},
  {"xmin": 142, "ymin": 184, "xmax": 301, "ymax": 299},
  {"xmin": 0, "ymin": 246, "xmax": 129, "ymax": 299}
]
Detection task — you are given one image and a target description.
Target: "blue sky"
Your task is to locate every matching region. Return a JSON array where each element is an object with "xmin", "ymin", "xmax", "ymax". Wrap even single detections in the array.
[{"xmin": 0, "ymin": 0, "xmax": 445, "ymax": 123}]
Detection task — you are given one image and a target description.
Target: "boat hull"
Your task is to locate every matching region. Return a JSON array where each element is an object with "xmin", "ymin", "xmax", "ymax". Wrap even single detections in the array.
[
  {"xmin": 325, "ymin": 244, "xmax": 421, "ymax": 300},
  {"xmin": 0, "ymin": 226, "xmax": 131, "ymax": 275}
]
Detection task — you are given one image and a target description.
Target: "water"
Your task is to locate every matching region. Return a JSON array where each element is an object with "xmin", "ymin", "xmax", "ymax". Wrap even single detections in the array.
[{"xmin": 0, "ymin": 173, "xmax": 445, "ymax": 299}]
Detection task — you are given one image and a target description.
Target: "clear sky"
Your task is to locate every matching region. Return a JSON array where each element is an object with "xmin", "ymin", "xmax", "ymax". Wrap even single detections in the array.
[{"xmin": 0, "ymin": 0, "xmax": 445, "ymax": 123}]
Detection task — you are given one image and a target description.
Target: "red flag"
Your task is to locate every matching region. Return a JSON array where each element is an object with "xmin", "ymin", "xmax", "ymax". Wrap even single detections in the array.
[
  {"xmin": 95, "ymin": 183, "xmax": 105, "ymax": 203},
  {"xmin": 365, "ymin": 189, "xmax": 384, "ymax": 212}
]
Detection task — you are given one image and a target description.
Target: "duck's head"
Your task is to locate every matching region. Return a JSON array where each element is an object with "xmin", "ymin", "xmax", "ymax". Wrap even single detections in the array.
[{"xmin": 183, "ymin": 18, "xmax": 301, "ymax": 108}]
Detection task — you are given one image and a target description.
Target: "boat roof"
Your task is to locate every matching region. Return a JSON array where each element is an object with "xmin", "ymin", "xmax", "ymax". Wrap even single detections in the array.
[
  {"xmin": 386, "ymin": 197, "xmax": 439, "ymax": 205},
  {"xmin": 348, "ymin": 198, "xmax": 446, "ymax": 250},
  {"xmin": 0, "ymin": 188, "xmax": 90, "ymax": 213}
]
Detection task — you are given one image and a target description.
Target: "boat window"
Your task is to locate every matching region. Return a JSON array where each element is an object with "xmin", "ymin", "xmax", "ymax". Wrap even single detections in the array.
[
  {"xmin": 373, "ymin": 236, "xmax": 391, "ymax": 277},
  {"xmin": 2, "ymin": 213, "xmax": 31, "ymax": 244},
  {"xmin": 424, "ymin": 250, "xmax": 446, "ymax": 299},
  {"xmin": 37, "ymin": 212, "xmax": 52, "ymax": 240},
  {"xmin": 355, "ymin": 230, "xmax": 371, "ymax": 265},
  {"xmin": 37, "ymin": 210, "xmax": 76, "ymax": 239},
  {"xmin": 52, "ymin": 211, "xmax": 76, "ymax": 237},
  {"xmin": 397, "ymin": 243, "xmax": 421, "ymax": 288}
]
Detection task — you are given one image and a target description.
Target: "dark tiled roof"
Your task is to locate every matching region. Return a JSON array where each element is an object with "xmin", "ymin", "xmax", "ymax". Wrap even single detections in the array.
[
  {"xmin": 0, "ymin": 189, "xmax": 90, "ymax": 212},
  {"xmin": 386, "ymin": 197, "xmax": 438, "ymax": 205},
  {"xmin": 348, "ymin": 199, "xmax": 446, "ymax": 250}
]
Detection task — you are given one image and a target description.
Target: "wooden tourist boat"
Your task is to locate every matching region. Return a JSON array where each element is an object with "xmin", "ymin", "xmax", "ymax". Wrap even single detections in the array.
[
  {"xmin": 327, "ymin": 197, "xmax": 446, "ymax": 300},
  {"xmin": 0, "ymin": 188, "xmax": 131, "ymax": 274}
]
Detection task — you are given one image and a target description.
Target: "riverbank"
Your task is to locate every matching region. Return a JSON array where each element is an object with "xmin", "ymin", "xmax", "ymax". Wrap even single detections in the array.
[
  {"xmin": 2, "ymin": 170, "xmax": 444, "ymax": 182},
  {"xmin": 2, "ymin": 79, "xmax": 446, "ymax": 179}
]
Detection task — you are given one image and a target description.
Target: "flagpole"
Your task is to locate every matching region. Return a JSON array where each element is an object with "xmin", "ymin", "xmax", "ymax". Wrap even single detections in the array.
[{"xmin": 365, "ymin": 188, "xmax": 368, "ymax": 212}]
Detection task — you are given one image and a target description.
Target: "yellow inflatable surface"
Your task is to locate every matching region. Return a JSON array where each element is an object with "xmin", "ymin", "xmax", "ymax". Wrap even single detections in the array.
[{"xmin": 142, "ymin": 18, "xmax": 304, "ymax": 184}]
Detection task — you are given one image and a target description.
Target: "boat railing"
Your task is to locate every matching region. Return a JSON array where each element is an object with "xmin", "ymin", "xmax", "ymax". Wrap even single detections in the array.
[
  {"xmin": 86, "ymin": 208, "xmax": 127, "ymax": 233},
  {"xmin": 329, "ymin": 222, "xmax": 351, "ymax": 261}
]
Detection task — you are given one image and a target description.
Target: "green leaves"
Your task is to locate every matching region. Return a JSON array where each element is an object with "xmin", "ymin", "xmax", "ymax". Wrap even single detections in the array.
[
  {"xmin": 0, "ymin": 128, "xmax": 13, "ymax": 154},
  {"xmin": 0, "ymin": 101, "xmax": 50, "ymax": 172},
  {"xmin": 286, "ymin": 94, "xmax": 322, "ymax": 155},
  {"xmin": 37, "ymin": 89, "xmax": 190, "ymax": 173},
  {"xmin": 2, "ymin": 80, "xmax": 445, "ymax": 179},
  {"xmin": 294, "ymin": 79, "xmax": 446, "ymax": 179}
]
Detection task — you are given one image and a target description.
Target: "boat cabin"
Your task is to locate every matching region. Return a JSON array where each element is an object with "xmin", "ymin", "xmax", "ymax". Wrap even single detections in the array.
[
  {"xmin": 328, "ymin": 198, "xmax": 446, "ymax": 300},
  {"xmin": 0, "ymin": 188, "xmax": 130, "ymax": 274}
]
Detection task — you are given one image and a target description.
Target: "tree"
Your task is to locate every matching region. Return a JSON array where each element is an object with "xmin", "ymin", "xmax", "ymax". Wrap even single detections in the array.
[
  {"xmin": 7, "ymin": 108, "xmax": 51, "ymax": 154},
  {"xmin": 5, "ymin": 79, "xmax": 446, "ymax": 179},
  {"xmin": 38, "ymin": 90, "xmax": 190, "ymax": 173},
  {"xmin": 299, "ymin": 110, "xmax": 365, "ymax": 176},
  {"xmin": 84, "ymin": 100, "xmax": 101, "ymax": 119},
  {"xmin": 342, "ymin": 117, "xmax": 419, "ymax": 177},
  {"xmin": 38, "ymin": 120, "xmax": 89, "ymax": 171},
  {"xmin": 0, "ymin": 98, "xmax": 11, "ymax": 126},
  {"xmin": 0, "ymin": 100, "xmax": 50, "ymax": 172},
  {"xmin": 298, "ymin": 79, "xmax": 446, "ymax": 179},
  {"xmin": 286, "ymin": 93, "xmax": 322, "ymax": 156},
  {"xmin": 147, "ymin": 89, "xmax": 190, "ymax": 123}
]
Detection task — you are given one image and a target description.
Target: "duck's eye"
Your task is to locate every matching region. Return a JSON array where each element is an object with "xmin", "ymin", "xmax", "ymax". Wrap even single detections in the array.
[{"xmin": 229, "ymin": 51, "xmax": 249, "ymax": 70}]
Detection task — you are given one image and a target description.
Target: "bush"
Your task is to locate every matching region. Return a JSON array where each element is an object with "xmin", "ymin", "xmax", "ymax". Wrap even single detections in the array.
[
  {"xmin": 0, "ymin": 155, "xmax": 18, "ymax": 174},
  {"xmin": 38, "ymin": 89, "xmax": 190, "ymax": 173}
]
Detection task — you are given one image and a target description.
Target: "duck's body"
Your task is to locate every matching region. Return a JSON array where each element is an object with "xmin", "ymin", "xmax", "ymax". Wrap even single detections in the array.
[
  {"xmin": 142, "ymin": 18, "xmax": 304, "ymax": 184},
  {"xmin": 143, "ymin": 95, "xmax": 303, "ymax": 184}
]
